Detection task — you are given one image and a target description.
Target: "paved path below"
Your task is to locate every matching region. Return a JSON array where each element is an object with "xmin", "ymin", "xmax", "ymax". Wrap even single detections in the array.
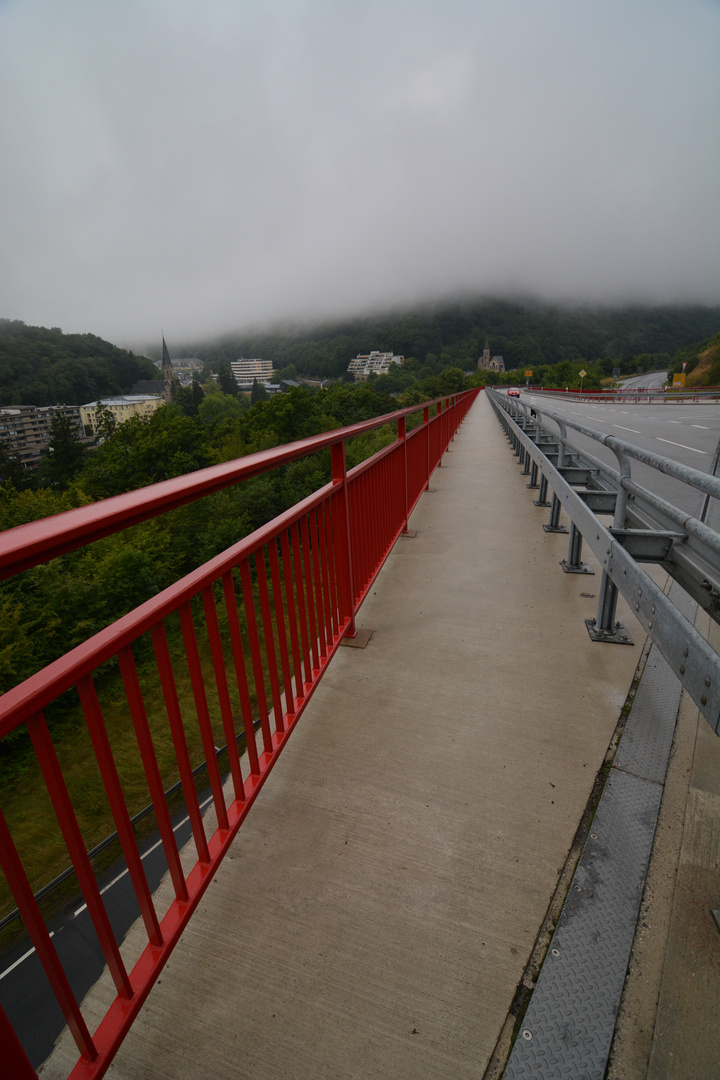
[{"xmin": 42, "ymin": 393, "xmax": 648, "ymax": 1079}]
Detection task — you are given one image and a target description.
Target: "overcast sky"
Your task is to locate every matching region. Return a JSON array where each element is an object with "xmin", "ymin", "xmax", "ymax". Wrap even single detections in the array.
[{"xmin": 1, "ymin": 0, "xmax": 718, "ymax": 349}]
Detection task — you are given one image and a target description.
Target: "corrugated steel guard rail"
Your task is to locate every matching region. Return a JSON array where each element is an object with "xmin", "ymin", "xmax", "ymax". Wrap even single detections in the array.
[
  {"xmin": 0, "ymin": 388, "xmax": 479, "ymax": 1078},
  {"xmin": 486, "ymin": 387, "xmax": 720, "ymax": 735}
]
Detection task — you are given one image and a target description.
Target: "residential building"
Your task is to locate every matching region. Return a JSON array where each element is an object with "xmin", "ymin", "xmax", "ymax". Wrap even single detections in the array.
[
  {"xmin": 79, "ymin": 395, "xmax": 164, "ymax": 436},
  {"xmin": 171, "ymin": 358, "xmax": 204, "ymax": 386},
  {"xmin": 0, "ymin": 404, "xmax": 85, "ymax": 469},
  {"xmin": 347, "ymin": 351, "xmax": 405, "ymax": 380},
  {"xmin": 231, "ymin": 359, "xmax": 274, "ymax": 386}
]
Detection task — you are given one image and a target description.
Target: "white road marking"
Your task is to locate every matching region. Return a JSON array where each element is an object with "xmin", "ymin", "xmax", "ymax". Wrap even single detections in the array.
[
  {"xmin": 692, "ymin": 425, "xmax": 709, "ymax": 429},
  {"xmin": 72, "ymin": 793, "xmax": 215, "ymax": 918},
  {"xmin": 0, "ymin": 933, "xmax": 55, "ymax": 982},
  {"xmin": 0, "ymin": 792, "xmax": 218, "ymax": 983},
  {"xmin": 656, "ymin": 438, "xmax": 707, "ymax": 455},
  {"xmin": 613, "ymin": 425, "xmax": 641, "ymax": 433}
]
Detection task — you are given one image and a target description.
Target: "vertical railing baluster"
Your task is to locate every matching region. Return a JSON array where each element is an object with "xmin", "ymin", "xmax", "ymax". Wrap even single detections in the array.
[
  {"xmin": 255, "ymin": 548, "xmax": 284, "ymax": 734},
  {"xmin": 222, "ymin": 569, "xmax": 260, "ymax": 777},
  {"xmin": 0, "ymin": 807, "xmax": 98, "ymax": 1062},
  {"xmin": 27, "ymin": 711, "xmax": 135, "ymax": 996},
  {"xmin": 267, "ymin": 540, "xmax": 294, "ymax": 721},
  {"xmin": 78, "ymin": 674, "xmax": 163, "ymax": 946},
  {"xmin": 300, "ymin": 515, "xmax": 320, "ymax": 674},
  {"xmin": 0, "ymin": 1003, "xmax": 37, "ymax": 1079},
  {"xmin": 117, "ymin": 646, "xmax": 190, "ymax": 900},
  {"xmin": 239, "ymin": 559, "xmax": 273, "ymax": 754},
  {"xmin": 309, "ymin": 510, "xmax": 328, "ymax": 661},
  {"xmin": 290, "ymin": 522, "xmax": 312, "ymax": 688},
  {"xmin": 178, "ymin": 603, "xmax": 229, "ymax": 831},
  {"xmin": 202, "ymin": 586, "xmax": 246, "ymax": 802},
  {"xmin": 152, "ymin": 621, "xmax": 211, "ymax": 863},
  {"xmin": 280, "ymin": 529, "xmax": 304, "ymax": 706}
]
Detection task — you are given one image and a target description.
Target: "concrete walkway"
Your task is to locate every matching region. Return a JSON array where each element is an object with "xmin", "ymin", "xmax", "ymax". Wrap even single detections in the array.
[{"xmin": 41, "ymin": 393, "xmax": 700, "ymax": 1078}]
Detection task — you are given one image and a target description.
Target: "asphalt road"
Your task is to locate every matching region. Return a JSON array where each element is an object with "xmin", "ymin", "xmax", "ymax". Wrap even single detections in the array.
[
  {"xmin": 618, "ymin": 369, "xmax": 669, "ymax": 390},
  {"xmin": 515, "ymin": 389, "xmax": 720, "ymax": 516},
  {"xmin": 0, "ymin": 792, "xmax": 212, "ymax": 1067}
]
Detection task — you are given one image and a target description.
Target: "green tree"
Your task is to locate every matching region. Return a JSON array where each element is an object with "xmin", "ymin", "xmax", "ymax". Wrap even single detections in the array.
[
  {"xmin": 173, "ymin": 379, "xmax": 205, "ymax": 417},
  {"xmin": 436, "ymin": 367, "xmax": 466, "ymax": 395},
  {"xmin": 0, "ymin": 444, "xmax": 29, "ymax": 489},
  {"xmin": 250, "ymin": 379, "xmax": 268, "ymax": 404},
  {"xmin": 36, "ymin": 414, "xmax": 87, "ymax": 489},
  {"xmin": 198, "ymin": 392, "xmax": 247, "ymax": 426},
  {"xmin": 94, "ymin": 400, "xmax": 117, "ymax": 442},
  {"xmin": 217, "ymin": 361, "xmax": 239, "ymax": 396}
]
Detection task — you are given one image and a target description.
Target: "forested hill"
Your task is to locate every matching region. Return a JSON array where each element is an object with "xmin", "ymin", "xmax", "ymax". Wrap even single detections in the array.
[
  {"xmin": 0, "ymin": 320, "xmax": 159, "ymax": 406},
  {"xmin": 169, "ymin": 300, "xmax": 720, "ymax": 379}
]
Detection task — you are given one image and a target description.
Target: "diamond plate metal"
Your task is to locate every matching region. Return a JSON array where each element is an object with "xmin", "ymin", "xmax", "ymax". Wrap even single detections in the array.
[
  {"xmin": 614, "ymin": 649, "xmax": 682, "ymax": 785},
  {"xmin": 503, "ymin": 643, "xmax": 684, "ymax": 1080}
]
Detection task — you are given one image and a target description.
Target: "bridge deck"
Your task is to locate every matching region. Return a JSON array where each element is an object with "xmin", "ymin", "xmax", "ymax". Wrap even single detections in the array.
[{"xmin": 43, "ymin": 394, "xmax": 685, "ymax": 1078}]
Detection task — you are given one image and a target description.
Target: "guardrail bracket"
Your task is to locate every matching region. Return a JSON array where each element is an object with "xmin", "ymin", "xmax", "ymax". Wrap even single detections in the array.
[{"xmin": 585, "ymin": 618, "xmax": 633, "ymax": 645}]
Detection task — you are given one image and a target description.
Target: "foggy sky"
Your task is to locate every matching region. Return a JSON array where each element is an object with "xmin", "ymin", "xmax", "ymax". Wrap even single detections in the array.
[{"xmin": 1, "ymin": 0, "xmax": 718, "ymax": 349}]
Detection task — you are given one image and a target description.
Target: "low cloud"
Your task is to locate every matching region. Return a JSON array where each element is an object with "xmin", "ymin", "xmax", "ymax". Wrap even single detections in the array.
[{"xmin": 1, "ymin": 0, "xmax": 718, "ymax": 348}]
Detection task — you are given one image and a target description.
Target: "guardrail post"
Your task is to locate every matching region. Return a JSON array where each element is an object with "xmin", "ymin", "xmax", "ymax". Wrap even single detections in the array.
[
  {"xmin": 331, "ymin": 440, "xmax": 357, "ymax": 638},
  {"xmin": 561, "ymin": 523, "xmax": 594, "ymax": 574},
  {"xmin": 534, "ymin": 473, "xmax": 551, "ymax": 507},
  {"xmin": 521, "ymin": 447, "xmax": 531, "ymax": 475},
  {"xmin": 586, "ymin": 570, "xmax": 632, "ymax": 644},
  {"xmin": 544, "ymin": 491, "xmax": 569, "ymax": 533},
  {"xmin": 527, "ymin": 460, "xmax": 539, "ymax": 489}
]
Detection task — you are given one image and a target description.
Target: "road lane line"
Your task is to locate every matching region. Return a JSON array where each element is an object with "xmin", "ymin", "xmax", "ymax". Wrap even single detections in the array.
[
  {"xmin": 692, "ymin": 425, "xmax": 709, "ymax": 429},
  {"xmin": 656, "ymin": 438, "xmax": 707, "ymax": 455},
  {"xmin": 613, "ymin": 425, "xmax": 641, "ymax": 433},
  {"xmin": 73, "ymin": 794, "xmax": 215, "ymax": 917},
  {"xmin": 0, "ymin": 933, "xmax": 54, "ymax": 982}
]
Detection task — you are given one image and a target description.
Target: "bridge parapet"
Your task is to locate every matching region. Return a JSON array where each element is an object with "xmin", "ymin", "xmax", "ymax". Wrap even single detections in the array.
[{"xmin": 0, "ymin": 390, "xmax": 478, "ymax": 1077}]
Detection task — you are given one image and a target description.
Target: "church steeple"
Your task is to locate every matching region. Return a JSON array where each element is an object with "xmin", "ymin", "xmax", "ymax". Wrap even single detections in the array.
[
  {"xmin": 479, "ymin": 338, "xmax": 491, "ymax": 370},
  {"xmin": 162, "ymin": 335, "xmax": 173, "ymax": 402}
]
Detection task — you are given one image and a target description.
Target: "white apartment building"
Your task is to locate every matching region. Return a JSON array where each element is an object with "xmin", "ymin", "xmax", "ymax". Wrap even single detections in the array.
[
  {"xmin": 231, "ymin": 359, "xmax": 274, "ymax": 386},
  {"xmin": 347, "ymin": 351, "xmax": 405, "ymax": 381},
  {"xmin": 80, "ymin": 395, "xmax": 164, "ymax": 436}
]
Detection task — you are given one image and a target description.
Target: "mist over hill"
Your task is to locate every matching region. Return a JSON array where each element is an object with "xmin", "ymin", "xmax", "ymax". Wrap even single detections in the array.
[{"xmin": 162, "ymin": 299, "xmax": 720, "ymax": 381}]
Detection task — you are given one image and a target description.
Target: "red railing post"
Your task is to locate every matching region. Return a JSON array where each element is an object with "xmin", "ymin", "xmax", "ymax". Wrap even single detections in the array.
[
  {"xmin": 424, "ymin": 406, "xmax": 430, "ymax": 490},
  {"xmin": 398, "ymin": 415, "xmax": 409, "ymax": 534},
  {"xmin": 331, "ymin": 440, "xmax": 357, "ymax": 638},
  {"xmin": 0, "ymin": 1003, "xmax": 37, "ymax": 1080}
]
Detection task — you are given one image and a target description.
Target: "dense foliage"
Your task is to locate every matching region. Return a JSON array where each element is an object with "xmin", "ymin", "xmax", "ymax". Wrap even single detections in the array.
[
  {"xmin": 668, "ymin": 332, "xmax": 720, "ymax": 387},
  {"xmin": 0, "ymin": 319, "xmax": 158, "ymax": 405},
  {"xmin": 0, "ymin": 383, "xmax": 402, "ymax": 702},
  {"xmin": 166, "ymin": 298, "xmax": 720, "ymax": 380}
]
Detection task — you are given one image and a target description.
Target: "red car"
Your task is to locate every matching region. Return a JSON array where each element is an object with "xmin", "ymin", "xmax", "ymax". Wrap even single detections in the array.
[{"xmin": 507, "ymin": 388, "xmax": 520, "ymax": 397}]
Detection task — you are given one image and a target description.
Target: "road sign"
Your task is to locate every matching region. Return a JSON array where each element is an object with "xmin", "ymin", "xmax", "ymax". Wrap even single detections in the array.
[
  {"xmin": 579, "ymin": 369, "xmax": 586, "ymax": 378},
  {"xmin": 524, "ymin": 370, "xmax": 532, "ymax": 377}
]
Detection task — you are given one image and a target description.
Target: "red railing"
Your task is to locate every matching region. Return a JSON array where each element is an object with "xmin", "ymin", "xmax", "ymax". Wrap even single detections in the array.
[{"xmin": 0, "ymin": 388, "xmax": 479, "ymax": 1078}]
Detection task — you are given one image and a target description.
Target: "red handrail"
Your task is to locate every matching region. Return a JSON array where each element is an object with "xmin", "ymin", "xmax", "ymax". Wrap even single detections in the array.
[{"xmin": 0, "ymin": 388, "xmax": 480, "ymax": 1079}]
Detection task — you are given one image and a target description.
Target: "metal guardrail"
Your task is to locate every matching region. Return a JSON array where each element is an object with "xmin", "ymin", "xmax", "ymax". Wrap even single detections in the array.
[
  {"xmin": 0, "ymin": 389, "xmax": 479, "ymax": 1078},
  {"xmin": 487, "ymin": 389, "xmax": 720, "ymax": 735},
  {"xmin": 529, "ymin": 387, "xmax": 720, "ymax": 404}
]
